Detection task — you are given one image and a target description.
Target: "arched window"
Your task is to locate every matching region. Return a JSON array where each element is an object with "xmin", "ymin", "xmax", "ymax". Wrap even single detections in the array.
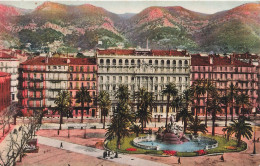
[
  {"xmin": 184, "ymin": 60, "xmax": 188, "ymax": 66},
  {"xmin": 155, "ymin": 60, "xmax": 158, "ymax": 66},
  {"xmin": 125, "ymin": 59, "xmax": 129, "ymax": 65},
  {"xmin": 131, "ymin": 59, "xmax": 135, "ymax": 65},
  {"xmin": 167, "ymin": 60, "xmax": 170, "ymax": 66},
  {"xmin": 113, "ymin": 59, "xmax": 116, "ymax": 65},
  {"xmin": 149, "ymin": 60, "xmax": 152, "ymax": 65},
  {"xmin": 119, "ymin": 59, "xmax": 122, "ymax": 65},
  {"xmin": 106, "ymin": 59, "xmax": 110, "ymax": 65},
  {"xmin": 173, "ymin": 60, "xmax": 176, "ymax": 66},
  {"xmin": 179, "ymin": 60, "xmax": 182, "ymax": 66},
  {"xmin": 161, "ymin": 60, "xmax": 164, "ymax": 66},
  {"xmin": 100, "ymin": 59, "xmax": 104, "ymax": 65},
  {"xmin": 137, "ymin": 60, "xmax": 141, "ymax": 65}
]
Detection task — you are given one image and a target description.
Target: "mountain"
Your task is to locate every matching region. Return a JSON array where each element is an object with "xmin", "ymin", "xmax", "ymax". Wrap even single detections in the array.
[
  {"xmin": 0, "ymin": 2, "xmax": 259, "ymax": 53},
  {"xmin": 123, "ymin": 6, "xmax": 210, "ymax": 50}
]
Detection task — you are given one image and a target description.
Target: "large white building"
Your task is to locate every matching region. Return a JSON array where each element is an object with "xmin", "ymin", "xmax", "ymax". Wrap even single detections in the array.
[
  {"xmin": 97, "ymin": 49, "xmax": 191, "ymax": 119},
  {"xmin": 0, "ymin": 52, "xmax": 20, "ymax": 101}
]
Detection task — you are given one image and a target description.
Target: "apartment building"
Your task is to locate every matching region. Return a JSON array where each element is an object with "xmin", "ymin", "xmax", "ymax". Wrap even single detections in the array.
[{"xmin": 0, "ymin": 72, "xmax": 11, "ymax": 114}]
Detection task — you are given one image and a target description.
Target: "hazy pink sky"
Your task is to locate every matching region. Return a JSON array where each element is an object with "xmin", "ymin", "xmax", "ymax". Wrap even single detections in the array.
[{"xmin": 0, "ymin": 1, "xmax": 258, "ymax": 14}]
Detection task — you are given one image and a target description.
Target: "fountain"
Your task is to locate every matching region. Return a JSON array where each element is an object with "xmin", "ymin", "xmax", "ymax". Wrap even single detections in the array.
[{"xmin": 133, "ymin": 122, "xmax": 218, "ymax": 152}]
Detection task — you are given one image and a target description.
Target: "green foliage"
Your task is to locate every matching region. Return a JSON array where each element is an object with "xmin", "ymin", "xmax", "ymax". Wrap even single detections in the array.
[
  {"xmin": 76, "ymin": 52, "xmax": 85, "ymax": 58},
  {"xmin": 75, "ymin": 87, "xmax": 92, "ymax": 123},
  {"xmin": 18, "ymin": 28, "xmax": 64, "ymax": 49},
  {"xmin": 187, "ymin": 117, "xmax": 208, "ymax": 135}
]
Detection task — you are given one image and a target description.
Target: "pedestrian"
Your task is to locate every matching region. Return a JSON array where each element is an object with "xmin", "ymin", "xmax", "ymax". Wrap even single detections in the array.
[
  {"xmin": 257, "ymin": 137, "xmax": 259, "ymax": 142},
  {"xmin": 108, "ymin": 151, "xmax": 110, "ymax": 157},
  {"xmin": 178, "ymin": 157, "xmax": 181, "ymax": 164},
  {"xmin": 115, "ymin": 152, "xmax": 118, "ymax": 158},
  {"xmin": 170, "ymin": 115, "xmax": 173, "ymax": 125},
  {"xmin": 60, "ymin": 142, "xmax": 63, "ymax": 148},
  {"xmin": 220, "ymin": 155, "xmax": 224, "ymax": 162}
]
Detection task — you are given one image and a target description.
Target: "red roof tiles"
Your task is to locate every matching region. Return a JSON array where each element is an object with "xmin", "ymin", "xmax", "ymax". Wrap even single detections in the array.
[
  {"xmin": 21, "ymin": 57, "xmax": 96, "ymax": 66},
  {"xmin": 0, "ymin": 52, "xmax": 18, "ymax": 59},
  {"xmin": 0, "ymin": 71, "xmax": 11, "ymax": 77},
  {"xmin": 191, "ymin": 54, "xmax": 254, "ymax": 67}
]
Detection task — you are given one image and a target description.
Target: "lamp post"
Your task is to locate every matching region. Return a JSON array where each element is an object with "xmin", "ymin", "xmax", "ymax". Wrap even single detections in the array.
[{"xmin": 253, "ymin": 114, "xmax": 256, "ymax": 154}]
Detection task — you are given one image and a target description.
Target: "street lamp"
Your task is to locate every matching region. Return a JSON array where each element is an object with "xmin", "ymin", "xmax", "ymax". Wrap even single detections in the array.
[{"xmin": 253, "ymin": 113, "xmax": 256, "ymax": 154}]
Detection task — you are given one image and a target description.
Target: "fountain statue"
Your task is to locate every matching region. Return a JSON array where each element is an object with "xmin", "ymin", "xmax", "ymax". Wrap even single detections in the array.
[{"xmin": 156, "ymin": 123, "xmax": 189, "ymax": 144}]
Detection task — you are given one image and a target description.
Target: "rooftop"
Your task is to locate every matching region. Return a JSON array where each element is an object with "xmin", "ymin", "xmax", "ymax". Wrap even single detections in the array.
[
  {"xmin": 191, "ymin": 54, "xmax": 255, "ymax": 67},
  {"xmin": 232, "ymin": 53, "xmax": 259, "ymax": 60},
  {"xmin": 0, "ymin": 71, "xmax": 11, "ymax": 77},
  {"xmin": 21, "ymin": 57, "xmax": 96, "ymax": 66},
  {"xmin": 0, "ymin": 52, "xmax": 18, "ymax": 59},
  {"xmin": 97, "ymin": 49, "xmax": 189, "ymax": 57}
]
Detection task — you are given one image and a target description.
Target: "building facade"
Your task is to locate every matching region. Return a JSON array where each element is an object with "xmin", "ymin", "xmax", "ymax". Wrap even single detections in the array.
[
  {"xmin": 18, "ymin": 57, "xmax": 97, "ymax": 117},
  {"xmin": 0, "ymin": 52, "xmax": 19, "ymax": 101},
  {"xmin": 0, "ymin": 72, "xmax": 11, "ymax": 113},
  {"xmin": 97, "ymin": 49, "xmax": 191, "ymax": 119},
  {"xmin": 191, "ymin": 54, "xmax": 258, "ymax": 116}
]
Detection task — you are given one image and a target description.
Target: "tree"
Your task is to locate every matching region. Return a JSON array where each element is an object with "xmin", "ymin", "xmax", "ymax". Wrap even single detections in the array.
[
  {"xmin": 235, "ymin": 92, "xmax": 251, "ymax": 117},
  {"xmin": 203, "ymin": 79, "xmax": 216, "ymax": 127},
  {"xmin": 220, "ymin": 95, "xmax": 229, "ymax": 127},
  {"xmin": 54, "ymin": 91, "xmax": 71, "ymax": 130},
  {"xmin": 171, "ymin": 96, "xmax": 183, "ymax": 122},
  {"xmin": 76, "ymin": 87, "xmax": 92, "ymax": 123},
  {"xmin": 98, "ymin": 90, "xmax": 111, "ymax": 129},
  {"xmin": 178, "ymin": 108, "xmax": 193, "ymax": 133},
  {"xmin": 130, "ymin": 124, "xmax": 141, "ymax": 137},
  {"xmin": 105, "ymin": 85, "xmax": 134, "ymax": 149},
  {"xmin": 191, "ymin": 79, "xmax": 206, "ymax": 120},
  {"xmin": 187, "ymin": 117, "xmax": 208, "ymax": 136},
  {"xmin": 162, "ymin": 82, "xmax": 178, "ymax": 129},
  {"xmin": 136, "ymin": 88, "xmax": 154, "ymax": 133},
  {"xmin": 228, "ymin": 83, "xmax": 238, "ymax": 121},
  {"xmin": 222, "ymin": 126, "xmax": 234, "ymax": 141},
  {"xmin": 208, "ymin": 92, "xmax": 222, "ymax": 136},
  {"xmin": 230, "ymin": 118, "xmax": 253, "ymax": 147}
]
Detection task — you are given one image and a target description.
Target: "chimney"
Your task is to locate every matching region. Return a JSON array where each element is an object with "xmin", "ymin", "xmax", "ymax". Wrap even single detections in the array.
[
  {"xmin": 230, "ymin": 54, "xmax": 234, "ymax": 64},
  {"xmin": 209, "ymin": 56, "xmax": 213, "ymax": 64}
]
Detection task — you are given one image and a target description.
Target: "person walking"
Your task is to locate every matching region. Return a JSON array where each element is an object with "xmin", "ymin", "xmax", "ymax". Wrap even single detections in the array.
[
  {"xmin": 178, "ymin": 157, "xmax": 181, "ymax": 164},
  {"xmin": 220, "ymin": 155, "xmax": 224, "ymax": 162},
  {"xmin": 60, "ymin": 142, "xmax": 63, "ymax": 148}
]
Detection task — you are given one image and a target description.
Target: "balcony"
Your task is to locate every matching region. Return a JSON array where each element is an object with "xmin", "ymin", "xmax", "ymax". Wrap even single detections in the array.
[{"xmin": 28, "ymin": 86, "xmax": 44, "ymax": 91}]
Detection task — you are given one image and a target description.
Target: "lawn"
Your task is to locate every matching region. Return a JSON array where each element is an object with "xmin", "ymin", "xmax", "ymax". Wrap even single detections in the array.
[{"xmin": 105, "ymin": 134, "xmax": 247, "ymax": 157}]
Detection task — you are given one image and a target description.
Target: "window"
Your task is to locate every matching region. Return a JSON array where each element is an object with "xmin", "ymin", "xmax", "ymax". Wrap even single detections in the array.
[
  {"xmin": 125, "ymin": 59, "xmax": 129, "ymax": 65},
  {"xmin": 161, "ymin": 60, "xmax": 164, "ymax": 66},
  {"xmin": 131, "ymin": 59, "xmax": 135, "ymax": 65},
  {"xmin": 119, "ymin": 59, "xmax": 122, "ymax": 65},
  {"xmin": 184, "ymin": 60, "xmax": 188, "ymax": 66},
  {"xmin": 137, "ymin": 60, "xmax": 141, "ymax": 65},
  {"xmin": 155, "ymin": 60, "xmax": 158, "ymax": 66},
  {"xmin": 70, "ymin": 82, "xmax": 73, "ymax": 89},
  {"xmin": 154, "ymin": 107, "xmax": 157, "ymax": 113},
  {"xmin": 160, "ymin": 106, "xmax": 163, "ymax": 113},
  {"xmin": 106, "ymin": 59, "xmax": 110, "ymax": 65},
  {"xmin": 100, "ymin": 59, "xmax": 104, "ymax": 65},
  {"xmin": 59, "ymin": 66, "xmax": 61, "ymax": 69},
  {"xmin": 81, "ymin": 82, "xmax": 84, "ymax": 87},
  {"xmin": 53, "ymin": 66, "xmax": 57, "ymax": 69},
  {"xmin": 167, "ymin": 60, "xmax": 170, "ymax": 66},
  {"xmin": 100, "ymin": 76, "xmax": 103, "ymax": 82},
  {"xmin": 80, "ymin": 66, "xmax": 84, "ymax": 72},
  {"xmin": 69, "ymin": 66, "xmax": 73, "ymax": 71},
  {"xmin": 149, "ymin": 60, "xmax": 152, "ymax": 65},
  {"xmin": 173, "ymin": 60, "xmax": 176, "ymax": 66},
  {"xmin": 179, "ymin": 60, "xmax": 182, "ymax": 67},
  {"xmin": 113, "ymin": 59, "xmax": 116, "ymax": 65}
]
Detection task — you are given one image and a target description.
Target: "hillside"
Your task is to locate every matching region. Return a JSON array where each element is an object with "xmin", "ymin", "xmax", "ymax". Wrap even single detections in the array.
[{"xmin": 0, "ymin": 2, "xmax": 259, "ymax": 53}]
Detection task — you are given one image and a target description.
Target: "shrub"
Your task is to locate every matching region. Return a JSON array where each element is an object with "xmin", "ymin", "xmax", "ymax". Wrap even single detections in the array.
[{"xmin": 195, "ymin": 149, "xmax": 207, "ymax": 155}]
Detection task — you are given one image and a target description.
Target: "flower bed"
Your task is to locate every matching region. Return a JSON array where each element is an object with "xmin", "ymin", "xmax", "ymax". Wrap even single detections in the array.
[
  {"xmin": 195, "ymin": 150, "xmax": 207, "ymax": 155},
  {"xmin": 163, "ymin": 150, "xmax": 177, "ymax": 156},
  {"xmin": 126, "ymin": 148, "xmax": 137, "ymax": 151},
  {"xmin": 225, "ymin": 146, "xmax": 237, "ymax": 150}
]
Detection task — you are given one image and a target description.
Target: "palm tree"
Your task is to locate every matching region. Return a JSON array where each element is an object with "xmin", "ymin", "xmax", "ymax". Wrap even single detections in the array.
[
  {"xmin": 54, "ymin": 91, "xmax": 71, "ymax": 130},
  {"xmin": 208, "ymin": 92, "xmax": 222, "ymax": 136},
  {"xmin": 76, "ymin": 87, "xmax": 92, "ymax": 123},
  {"xmin": 130, "ymin": 124, "xmax": 141, "ymax": 137},
  {"xmin": 235, "ymin": 92, "xmax": 251, "ymax": 117},
  {"xmin": 178, "ymin": 108, "xmax": 193, "ymax": 133},
  {"xmin": 106, "ymin": 85, "xmax": 134, "ymax": 149},
  {"xmin": 230, "ymin": 118, "xmax": 253, "ymax": 147},
  {"xmin": 98, "ymin": 90, "xmax": 111, "ymax": 129},
  {"xmin": 182, "ymin": 89, "xmax": 193, "ymax": 109},
  {"xmin": 203, "ymin": 79, "xmax": 216, "ymax": 127},
  {"xmin": 136, "ymin": 88, "xmax": 154, "ymax": 133},
  {"xmin": 222, "ymin": 126, "xmax": 234, "ymax": 141},
  {"xmin": 220, "ymin": 95, "xmax": 229, "ymax": 127},
  {"xmin": 187, "ymin": 117, "xmax": 208, "ymax": 136},
  {"xmin": 191, "ymin": 79, "xmax": 206, "ymax": 120},
  {"xmin": 162, "ymin": 82, "xmax": 178, "ymax": 129},
  {"xmin": 228, "ymin": 83, "xmax": 238, "ymax": 121},
  {"xmin": 171, "ymin": 96, "xmax": 183, "ymax": 122}
]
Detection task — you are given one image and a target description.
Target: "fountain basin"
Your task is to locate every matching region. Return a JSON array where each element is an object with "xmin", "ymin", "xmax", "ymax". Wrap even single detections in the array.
[{"xmin": 135, "ymin": 135, "xmax": 218, "ymax": 152}]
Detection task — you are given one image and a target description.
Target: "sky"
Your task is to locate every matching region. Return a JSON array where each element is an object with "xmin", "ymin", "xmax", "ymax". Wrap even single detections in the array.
[{"xmin": 0, "ymin": 0, "xmax": 258, "ymax": 14}]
